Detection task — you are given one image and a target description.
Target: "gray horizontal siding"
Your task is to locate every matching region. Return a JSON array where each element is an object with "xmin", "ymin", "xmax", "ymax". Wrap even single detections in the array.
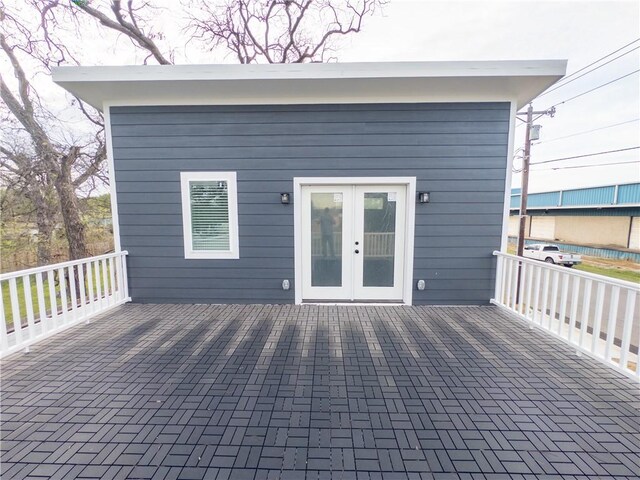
[
  {"xmin": 113, "ymin": 145, "xmax": 506, "ymax": 160},
  {"xmin": 112, "ymin": 121, "xmax": 509, "ymax": 137},
  {"xmin": 111, "ymin": 102, "xmax": 509, "ymax": 305}
]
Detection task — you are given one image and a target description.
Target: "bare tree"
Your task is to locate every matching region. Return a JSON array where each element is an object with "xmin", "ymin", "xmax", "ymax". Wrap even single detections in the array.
[
  {"xmin": 0, "ymin": 140, "xmax": 59, "ymax": 265},
  {"xmin": 38, "ymin": 0, "xmax": 174, "ymax": 65},
  {"xmin": 2, "ymin": 0, "xmax": 385, "ymax": 268},
  {"xmin": 187, "ymin": 0, "xmax": 385, "ymax": 63},
  {"xmin": 0, "ymin": 9, "xmax": 107, "ymax": 262},
  {"xmin": 47, "ymin": 0, "xmax": 385, "ymax": 65}
]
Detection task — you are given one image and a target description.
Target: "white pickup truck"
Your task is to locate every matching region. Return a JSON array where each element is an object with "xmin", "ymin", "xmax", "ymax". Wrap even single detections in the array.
[{"xmin": 523, "ymin": 244, "xmax": 582, "ymax": 267}]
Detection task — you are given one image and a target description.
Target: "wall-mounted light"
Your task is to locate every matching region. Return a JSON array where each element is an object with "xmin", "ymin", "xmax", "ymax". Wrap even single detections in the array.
[
  {"xmin": 417, "ymin": 279, "xmax": 426, "ymax": 291},
  {"xmin": 418, "ymin": 192, "xmax": 430, "ymax": 204},
  {"xmin": 281, "ymin": 193, "xmax": 291, "ymax": 204},
  {"xmin": 282, "ymin": 279, "xmax": 290, "ymax": 290}
]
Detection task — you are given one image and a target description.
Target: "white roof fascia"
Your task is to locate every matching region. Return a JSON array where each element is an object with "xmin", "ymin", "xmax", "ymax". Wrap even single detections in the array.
[{"xmin": 52, "ymin": 60, "xmax": 567, "ymax": 111}]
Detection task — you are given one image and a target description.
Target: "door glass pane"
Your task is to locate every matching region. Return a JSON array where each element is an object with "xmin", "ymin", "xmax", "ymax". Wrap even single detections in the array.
[
  {"xmin": 363, "ymin": 192, "xmax": 396, "ymax": 287},
  {"xmin": 311, "ymin": 193, "xmax": 343, "ymax": 286}
]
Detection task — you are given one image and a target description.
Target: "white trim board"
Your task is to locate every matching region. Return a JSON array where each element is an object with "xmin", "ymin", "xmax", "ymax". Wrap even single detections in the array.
[
  {"xmin": 500, "ymin": 100, "xmax": 518, "ymax": 252},
  {"xmin": 103, "ymin": 105, "xmax": 121, "ymax": 252},
  {"xmin": 293, "ymin": 177, "xmax": 416, "ymax": 306},
  {"xmin": 53, "ymin": 60, "xmax": 567, "ymax": 111}
]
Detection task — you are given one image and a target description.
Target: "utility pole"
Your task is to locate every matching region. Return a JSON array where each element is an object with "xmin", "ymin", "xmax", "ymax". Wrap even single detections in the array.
[
  {"xmin": 515, "ymin": 104, "xmax": 556, "ymax": 257},
  {"xmin": 515, "ymin": 103, "xmax": 555, "ymax": 304}
]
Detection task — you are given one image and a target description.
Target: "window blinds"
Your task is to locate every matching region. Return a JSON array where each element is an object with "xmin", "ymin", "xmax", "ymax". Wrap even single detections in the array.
[{"xmin": 189, "ymin": 180, "xmax": 230, "ymax": 251}]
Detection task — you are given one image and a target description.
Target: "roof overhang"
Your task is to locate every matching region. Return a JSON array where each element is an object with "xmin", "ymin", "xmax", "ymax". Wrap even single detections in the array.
[{"xmin": 52, "ymin": 60, "xmax": 567, "ymax": 112}]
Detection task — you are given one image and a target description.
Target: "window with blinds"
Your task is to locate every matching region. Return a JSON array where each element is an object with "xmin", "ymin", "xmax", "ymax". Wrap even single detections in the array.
[
  {"xmin": 190, "ymin": 181, "xmax": 230, "ymax": 251},
  {"xmin": 180, "ymin": 172, "xmax": 239, "ymax": 259}
]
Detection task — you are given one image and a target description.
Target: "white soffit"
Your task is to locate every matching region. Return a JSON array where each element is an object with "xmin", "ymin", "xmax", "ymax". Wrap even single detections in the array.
[{"xmin": 52, "ymin": 60, "xmax": 567, "ymax": 111}]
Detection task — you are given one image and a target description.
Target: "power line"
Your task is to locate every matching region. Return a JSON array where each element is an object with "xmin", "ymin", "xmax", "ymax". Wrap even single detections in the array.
[
  {"xmin": 557, "ymin": 38, "xmax": 639, "ymax": 82},
  {"xmin": 533, "ymin": 159, "xmax": 640, "ymax": 171},
  {"xmin": 548, "ymin": 69, "xmax": 640, "ymax": 109},
  {"xmin": 533, "ymin": 118, "xmax": 640, "ymax": 145},
  {"xmin": 530, "ymin": 146, "xmax": 640, "ymax": 165},
  {"xmin": 539, "ymin": 38, "xmax": 640, "ymax": 95},
  {"xmin": 539, "ymin": 46, "xmax": 640, "ymax": 97}
]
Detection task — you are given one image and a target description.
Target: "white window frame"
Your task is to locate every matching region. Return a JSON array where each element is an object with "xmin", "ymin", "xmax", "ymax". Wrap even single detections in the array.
[{"xmin": 180, "ymin": 171, "xmax": 240, "ymax": 259}]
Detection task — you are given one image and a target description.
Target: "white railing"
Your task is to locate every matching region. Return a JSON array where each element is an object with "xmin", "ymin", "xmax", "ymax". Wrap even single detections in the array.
[
  {"xmin": 492, "ymin": 251, "xmax": 640, "ymax": 379},
  {"xmin": 0, "ymin": 251, "xmax": 130, "ymax": 358}
]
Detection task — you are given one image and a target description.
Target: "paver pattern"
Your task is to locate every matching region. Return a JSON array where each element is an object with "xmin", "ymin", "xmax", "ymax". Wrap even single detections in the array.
[{"xmin": 1, "ymin": 304, "xmax": 639, "ymax": 480}]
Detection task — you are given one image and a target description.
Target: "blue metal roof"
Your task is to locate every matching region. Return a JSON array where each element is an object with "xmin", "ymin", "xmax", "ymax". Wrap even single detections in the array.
[{"xmin": 510, "ymin": 182, "xmax": 640, "ymax": 210}]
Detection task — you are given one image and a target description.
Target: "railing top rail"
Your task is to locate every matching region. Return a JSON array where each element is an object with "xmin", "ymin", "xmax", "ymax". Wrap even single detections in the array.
[
  {"xmin": 493, "ymin": 250, "xmax": 640, "ymax": 291},
  {"xmin": 0, "ymin": 251, "xmax": 129, "ymax": 281}
]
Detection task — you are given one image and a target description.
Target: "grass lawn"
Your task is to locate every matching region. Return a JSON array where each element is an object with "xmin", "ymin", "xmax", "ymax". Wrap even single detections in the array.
[
  {"xmin": 507, "ymin": 244, "xmax": 639, "ymax": 283},
  {"xmin": 575, "ymin": 264, "xmax": 640, "ymax": 284}
]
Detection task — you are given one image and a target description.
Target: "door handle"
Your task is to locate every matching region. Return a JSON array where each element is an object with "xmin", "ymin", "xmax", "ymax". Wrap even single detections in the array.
[
  {"xmin": 355, "ymin": 241, "xmax": 360, "ymax": 245},
  {"xmin": 355, "ymin": 249, "xmax": 360, "ymax": 254}
]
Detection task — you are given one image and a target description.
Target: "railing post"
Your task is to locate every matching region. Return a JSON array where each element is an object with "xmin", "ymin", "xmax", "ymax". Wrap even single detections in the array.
[
  {"xmin": 578, "ymin": 280, "xmax": 593, "ymax": 351},
  {"xmin": 591, "ymin": 283, "xmax": 606, "ymax": 353},
  {"xmin": 557, "ymin": 274, "xmax": 569, "ymax": 335},
  {"xmin": 618, "ymin": 290, "xmax": 636, "ymax": 371},
  {"xmin": 101, "ymin": 259, "xmax": 109, "ymax": 308},
  {"xmin": 0, "ymin": 292, "xmax": 9, "ymax": 353},
  {"xmin": 22, "ymin": 275, "xmax": 35, "ymax": 349},
  {"xmin": 9, "ymin": 278, "xmax": 23, "ymax": 346},
  {"xmin": 567, "ymin": 276, "xmax": 580, "ymax": 344},
  {"xmin": 549, "ymin": 270, "xmax": 559, "ymax": 330},
  {"xmin": 494, "ymin": 254, "xmax": 503, "ymax": 303},
  {"xmin": 108, "ymin": 256, "xmax": 117, "ymax": 305},
  {"xmin": 47, "ymin": 269, "xmax": 57, "ymax": 331},
  {"xmin": 604, "ymin": 287, "xmax": 620, "ymax": 361},
  {"xmin": 121, "ymin": 252, "xmax": 130, "ymax": 301}
]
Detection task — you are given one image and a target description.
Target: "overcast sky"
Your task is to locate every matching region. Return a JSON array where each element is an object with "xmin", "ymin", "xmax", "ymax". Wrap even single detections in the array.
[
  {"xmin": 9, "ymin": 0, "xmax": 640, "ymax": 194},
  {"xmin": 341, "ymin": 0, "xmax": 640, "ymax": 193}
]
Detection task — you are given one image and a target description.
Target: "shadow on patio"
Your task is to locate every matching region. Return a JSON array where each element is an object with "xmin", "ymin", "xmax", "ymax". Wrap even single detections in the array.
[{"xmin": 1, "ymin": 304, "xmax": 639, "ymax": 479}]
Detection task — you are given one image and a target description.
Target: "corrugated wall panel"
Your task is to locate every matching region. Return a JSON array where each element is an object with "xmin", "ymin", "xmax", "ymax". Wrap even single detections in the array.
[
  {"xmin": 111, "ymin": 103, "xmax": 510, "ymax": 305},
  {"xmin": 527, "ymin": 207, "xmax": 640, "ymax": 216},
  {"xmin": 528, "ymin": 192, "xmax": 560, "ymax": 207},
  {"xmin": 618, "ymin": 183, "xmax": 640, "ymax": 204},
  {"xmin": 562, "ymin": 186, "xmax": 615, "ymax": 206}
]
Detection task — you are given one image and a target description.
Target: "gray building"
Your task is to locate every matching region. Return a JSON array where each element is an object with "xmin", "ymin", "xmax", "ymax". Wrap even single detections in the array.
[{"xmin": 53, "ymin": 61, "xmax": 565, "ymax": 305}]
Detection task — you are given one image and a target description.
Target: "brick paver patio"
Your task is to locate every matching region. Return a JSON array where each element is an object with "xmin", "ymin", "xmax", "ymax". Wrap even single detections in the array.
[{"xmin": 1, "ymin": 304, "xmax": 639, "ymax": 479}]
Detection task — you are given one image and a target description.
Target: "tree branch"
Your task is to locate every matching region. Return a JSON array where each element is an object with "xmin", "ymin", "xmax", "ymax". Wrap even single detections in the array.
[{"xmin": 70, "ymin": 0, "xmax": 172, "ymax": 65}]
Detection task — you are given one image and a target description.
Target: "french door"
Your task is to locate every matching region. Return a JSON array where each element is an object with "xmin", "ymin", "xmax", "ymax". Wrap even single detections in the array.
[{"xmin": 300, "ymin": 184, "xmax": 407, "ymax": 302}]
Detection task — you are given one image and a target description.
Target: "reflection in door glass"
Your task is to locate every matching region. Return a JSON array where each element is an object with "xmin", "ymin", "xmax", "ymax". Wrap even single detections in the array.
[
  {"xmin": 311, "ymin": 193, "xmax": 342, "ymax": 286},
  {"xmin": 363, "ymin": 193, "xmax": 395, "ymax": 287}
]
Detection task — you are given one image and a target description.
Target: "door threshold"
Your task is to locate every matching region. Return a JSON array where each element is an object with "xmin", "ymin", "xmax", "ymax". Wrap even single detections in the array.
[{"xmin": 301, "ymin": 301, "xmax": 407, "ymax": 306}]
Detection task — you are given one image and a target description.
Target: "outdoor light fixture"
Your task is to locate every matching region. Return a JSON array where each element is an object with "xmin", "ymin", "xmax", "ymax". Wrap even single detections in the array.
[
  {"xmin": 417, "ymin": 279, "xmax": 426, "ymax": 291},
  {"xmin": 281, "ymin": 193, "xmax": 291, "ymax": 204},
  {"xmin": 282, "ymin": 279, "xmax": 290, "ymax": 290},
  {"xmin": 418, "ymin": 192, "xmax": 430, "ymax": 204}
]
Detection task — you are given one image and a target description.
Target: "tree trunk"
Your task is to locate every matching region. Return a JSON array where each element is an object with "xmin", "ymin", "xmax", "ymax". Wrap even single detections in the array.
[
  {"xmin": 24, "ymin": 187, "xmax": 55, "ymax": 266},
  {"xmin": 34, "ymin": 204, "xmax": 54, "ymax": 266},
  {"xmin": 55, "ymin": 162, "xmax": 88, "ymax": 260}
]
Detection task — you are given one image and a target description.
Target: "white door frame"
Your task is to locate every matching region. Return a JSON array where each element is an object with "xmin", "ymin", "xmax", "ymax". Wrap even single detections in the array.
[{"xmin": 293, "ymin": 177, "xmax": 417, "ymax": 305}]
